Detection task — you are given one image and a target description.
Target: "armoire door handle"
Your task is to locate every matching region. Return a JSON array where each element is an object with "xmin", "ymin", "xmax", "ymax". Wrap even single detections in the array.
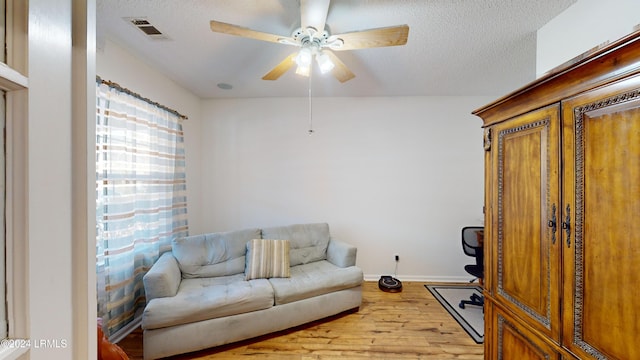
[
  {"xmin": 548, "ymin": 203, "xmax": 557, "ymax": 244},
  {"xmin": 562, "ymin": 204, "xmax": 571, "ymax": 248}
]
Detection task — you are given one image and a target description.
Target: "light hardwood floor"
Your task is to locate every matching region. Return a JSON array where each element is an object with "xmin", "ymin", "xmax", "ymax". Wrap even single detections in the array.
[{"xmin": 117, "ymin": 281, "xmax": 484, "ymax": 359}]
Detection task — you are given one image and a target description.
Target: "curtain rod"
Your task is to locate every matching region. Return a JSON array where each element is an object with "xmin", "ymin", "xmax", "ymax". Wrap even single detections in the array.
[{"xmin": 96, "ymin": 76, "xmax": 189, "ymax": 120}]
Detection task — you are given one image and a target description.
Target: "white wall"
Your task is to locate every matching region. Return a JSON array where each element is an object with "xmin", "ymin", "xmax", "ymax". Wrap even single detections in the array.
[
  {"xmin": 537, "ymin": 0, "xmax": 640, "ymax": 76},
  {"xmin": 97, "ymin": 39, "xmax": 204, "ymax": 234},
  {"xmin": 96, "ymin": 35, "xmax": 492, "ymax": 282},
  {"xmin": 200, "ymin": 96, "xmax": 491, "ymax": 281}
]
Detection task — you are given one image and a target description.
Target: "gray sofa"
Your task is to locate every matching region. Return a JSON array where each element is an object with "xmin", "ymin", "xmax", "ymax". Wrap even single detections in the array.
[{"xmin": 141, "ymin": 223, "xmax": 363, "ymax": 359}]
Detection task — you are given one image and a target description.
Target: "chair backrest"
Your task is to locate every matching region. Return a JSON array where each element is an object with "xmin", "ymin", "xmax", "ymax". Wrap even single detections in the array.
[{"xmin": 461, "ymin": 226, "xmax": 484, "ymax": 257}]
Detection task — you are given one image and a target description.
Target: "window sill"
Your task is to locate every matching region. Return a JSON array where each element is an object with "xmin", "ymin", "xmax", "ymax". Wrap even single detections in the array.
[
  {"xmin": 0, "ymin": 62, "xmax": 28, "ymax": 91},
  {"xmin": 0, "ymin": 341, "xmax": 29, "ymax": 360}
]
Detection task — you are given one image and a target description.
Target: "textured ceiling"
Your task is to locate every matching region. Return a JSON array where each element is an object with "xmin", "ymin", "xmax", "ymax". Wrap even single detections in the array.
[{"xmin": 97, "ymin": 0, "xmax": 576, "ymax": 99}]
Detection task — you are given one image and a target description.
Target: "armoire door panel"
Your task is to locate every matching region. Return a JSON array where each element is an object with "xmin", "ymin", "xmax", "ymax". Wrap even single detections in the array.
[
  {"xmin": 501, "ymin": 130, "xmax": 544, "ymax": 307},
  {"xmin": 561, "ymin": 75, "xmax": 640, "ymax": 360},
  {"xmin": 492, "ymin": 304, "xmax": 565, "ymax": 360},
  {"xmin": 491, "ymin": 105, "xmax": 561, "ymax": 342}
]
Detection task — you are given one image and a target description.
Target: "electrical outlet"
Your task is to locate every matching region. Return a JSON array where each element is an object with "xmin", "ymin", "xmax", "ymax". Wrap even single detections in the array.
[{"xmin": 394, "ymin": 254, "xmax": 400, "ymax": 262}]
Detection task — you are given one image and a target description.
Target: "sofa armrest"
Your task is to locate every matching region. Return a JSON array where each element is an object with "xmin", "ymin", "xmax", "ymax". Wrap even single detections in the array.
[
  {"xmin": 143, "ymin": 252, "xmax": 182, "ymax": 301},
  {"xmin": 327, "ymin": 239, "xmax": 357, "ymax": 268}
]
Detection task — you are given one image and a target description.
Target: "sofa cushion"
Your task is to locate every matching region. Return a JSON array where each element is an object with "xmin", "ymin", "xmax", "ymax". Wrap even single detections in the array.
[
  {"xmin": 245, "ymin": 239, "xmax": 291, "ymax": 280},
  {"xmin": 268, "ymin": 260, "xmax": 363, "ymax": 305},
  {"xmin": 261, "ymin": 223, "xmax": 330, "ymax": 266},
  {"xmin": 172, "ymin": 228, "xmax": 260, "ymax": 278},
  {"xmin": 142, "ymin": 274, "xmax": 274, "ymax": 330}
]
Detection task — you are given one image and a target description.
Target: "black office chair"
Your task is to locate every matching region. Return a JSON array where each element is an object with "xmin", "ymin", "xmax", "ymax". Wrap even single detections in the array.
[{"xmin": 459, "ymin": 226, "xmax": 484, "ymax": 309}]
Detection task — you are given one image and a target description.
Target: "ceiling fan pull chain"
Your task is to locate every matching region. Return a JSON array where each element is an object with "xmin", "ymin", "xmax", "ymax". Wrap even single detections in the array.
[{"xmin": 308, "ymin": 67, "xmax": 314, "ymax": 135}]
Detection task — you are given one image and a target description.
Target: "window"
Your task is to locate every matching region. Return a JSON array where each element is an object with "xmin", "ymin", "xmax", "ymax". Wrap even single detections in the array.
[
  {"xmin": 0, "ymin": 90, "xmax": 5, "ymax": 341},
  {"xmin": 0, "ymin": 0, "xmax": 28, "ymax": 356},
  {"xmin": 95, "ymin": 80, "xmax": 189, "ymax": 339}
]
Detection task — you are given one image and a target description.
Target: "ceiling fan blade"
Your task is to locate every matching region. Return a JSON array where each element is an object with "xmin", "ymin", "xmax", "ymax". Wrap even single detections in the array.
[
  {"xmin": 210, "ymin": 20, "xmax": 285, "ymax": 44},
  {"xmin": 262, "ymin": 53, "xmax": 298, "ymax": 80},
  {"xmin": 324, "ymin": 50, "xmax": 355, "ymax": 83},
  {"xmin": 331, "ymin": 25, "xmax": 409, "ymax": 51},
  {"xmin": 300, "ymin": 0, "xmax": 330, "ymax": 33}
]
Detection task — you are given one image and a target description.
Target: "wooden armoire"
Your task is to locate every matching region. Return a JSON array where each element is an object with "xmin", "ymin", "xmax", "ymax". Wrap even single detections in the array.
[{"xmin": 473, "ymin": 30, "xmax": 640, "ymax": 360}]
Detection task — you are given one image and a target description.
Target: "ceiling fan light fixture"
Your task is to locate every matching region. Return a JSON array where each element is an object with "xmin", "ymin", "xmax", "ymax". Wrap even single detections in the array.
[
  {"xmin": 295, "ymin": 47, "xmax": 313, "ymax": 67},
  {"xmin": 295, "ymin": 63, "xmax": 311, "ymax": 77},
  {"xmin": 316, "ymin": 51, "xmax": 334, "ymax": 74},
  {"xmin": 296, "ymin": 65, "xmax": 311, "ymax": 77}
]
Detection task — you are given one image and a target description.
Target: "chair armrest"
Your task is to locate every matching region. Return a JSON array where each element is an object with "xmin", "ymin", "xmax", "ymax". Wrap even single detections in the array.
[
  {"xmin": 143, "ymin": 252, "xmax": 181, "ymax": 301},
  {"xmin": 327, "ymin": 239, "xmax": 357, "ymax": 268}
]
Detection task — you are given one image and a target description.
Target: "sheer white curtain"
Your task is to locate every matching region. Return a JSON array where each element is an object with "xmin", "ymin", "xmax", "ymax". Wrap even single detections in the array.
[{"xmin": 95, "ymin": 79, "xmax": 189, "ymax": 338}]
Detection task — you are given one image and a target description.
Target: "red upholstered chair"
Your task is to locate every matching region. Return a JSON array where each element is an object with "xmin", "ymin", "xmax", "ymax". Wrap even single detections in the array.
[{"xmin": 97, "ymin": 319, "xmax": 129, "ymax": 360}]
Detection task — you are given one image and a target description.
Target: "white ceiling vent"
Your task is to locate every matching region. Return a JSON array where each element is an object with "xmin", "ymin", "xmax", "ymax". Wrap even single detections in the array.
[{"xmin": 125, "ymin": 17, "xmax": 170, "ymax": 40}]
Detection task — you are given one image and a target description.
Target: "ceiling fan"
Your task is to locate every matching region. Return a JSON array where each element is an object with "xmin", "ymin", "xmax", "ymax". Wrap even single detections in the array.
[{"xmin": 209, "ymin": 0, "xmax": 409, "ymax": 83}]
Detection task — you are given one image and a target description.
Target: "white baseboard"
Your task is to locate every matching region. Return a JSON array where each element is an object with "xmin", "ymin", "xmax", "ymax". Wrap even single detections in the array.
[{"xmin": 364, "ymin": 274, "xmax": 474, "ymax": 283}]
